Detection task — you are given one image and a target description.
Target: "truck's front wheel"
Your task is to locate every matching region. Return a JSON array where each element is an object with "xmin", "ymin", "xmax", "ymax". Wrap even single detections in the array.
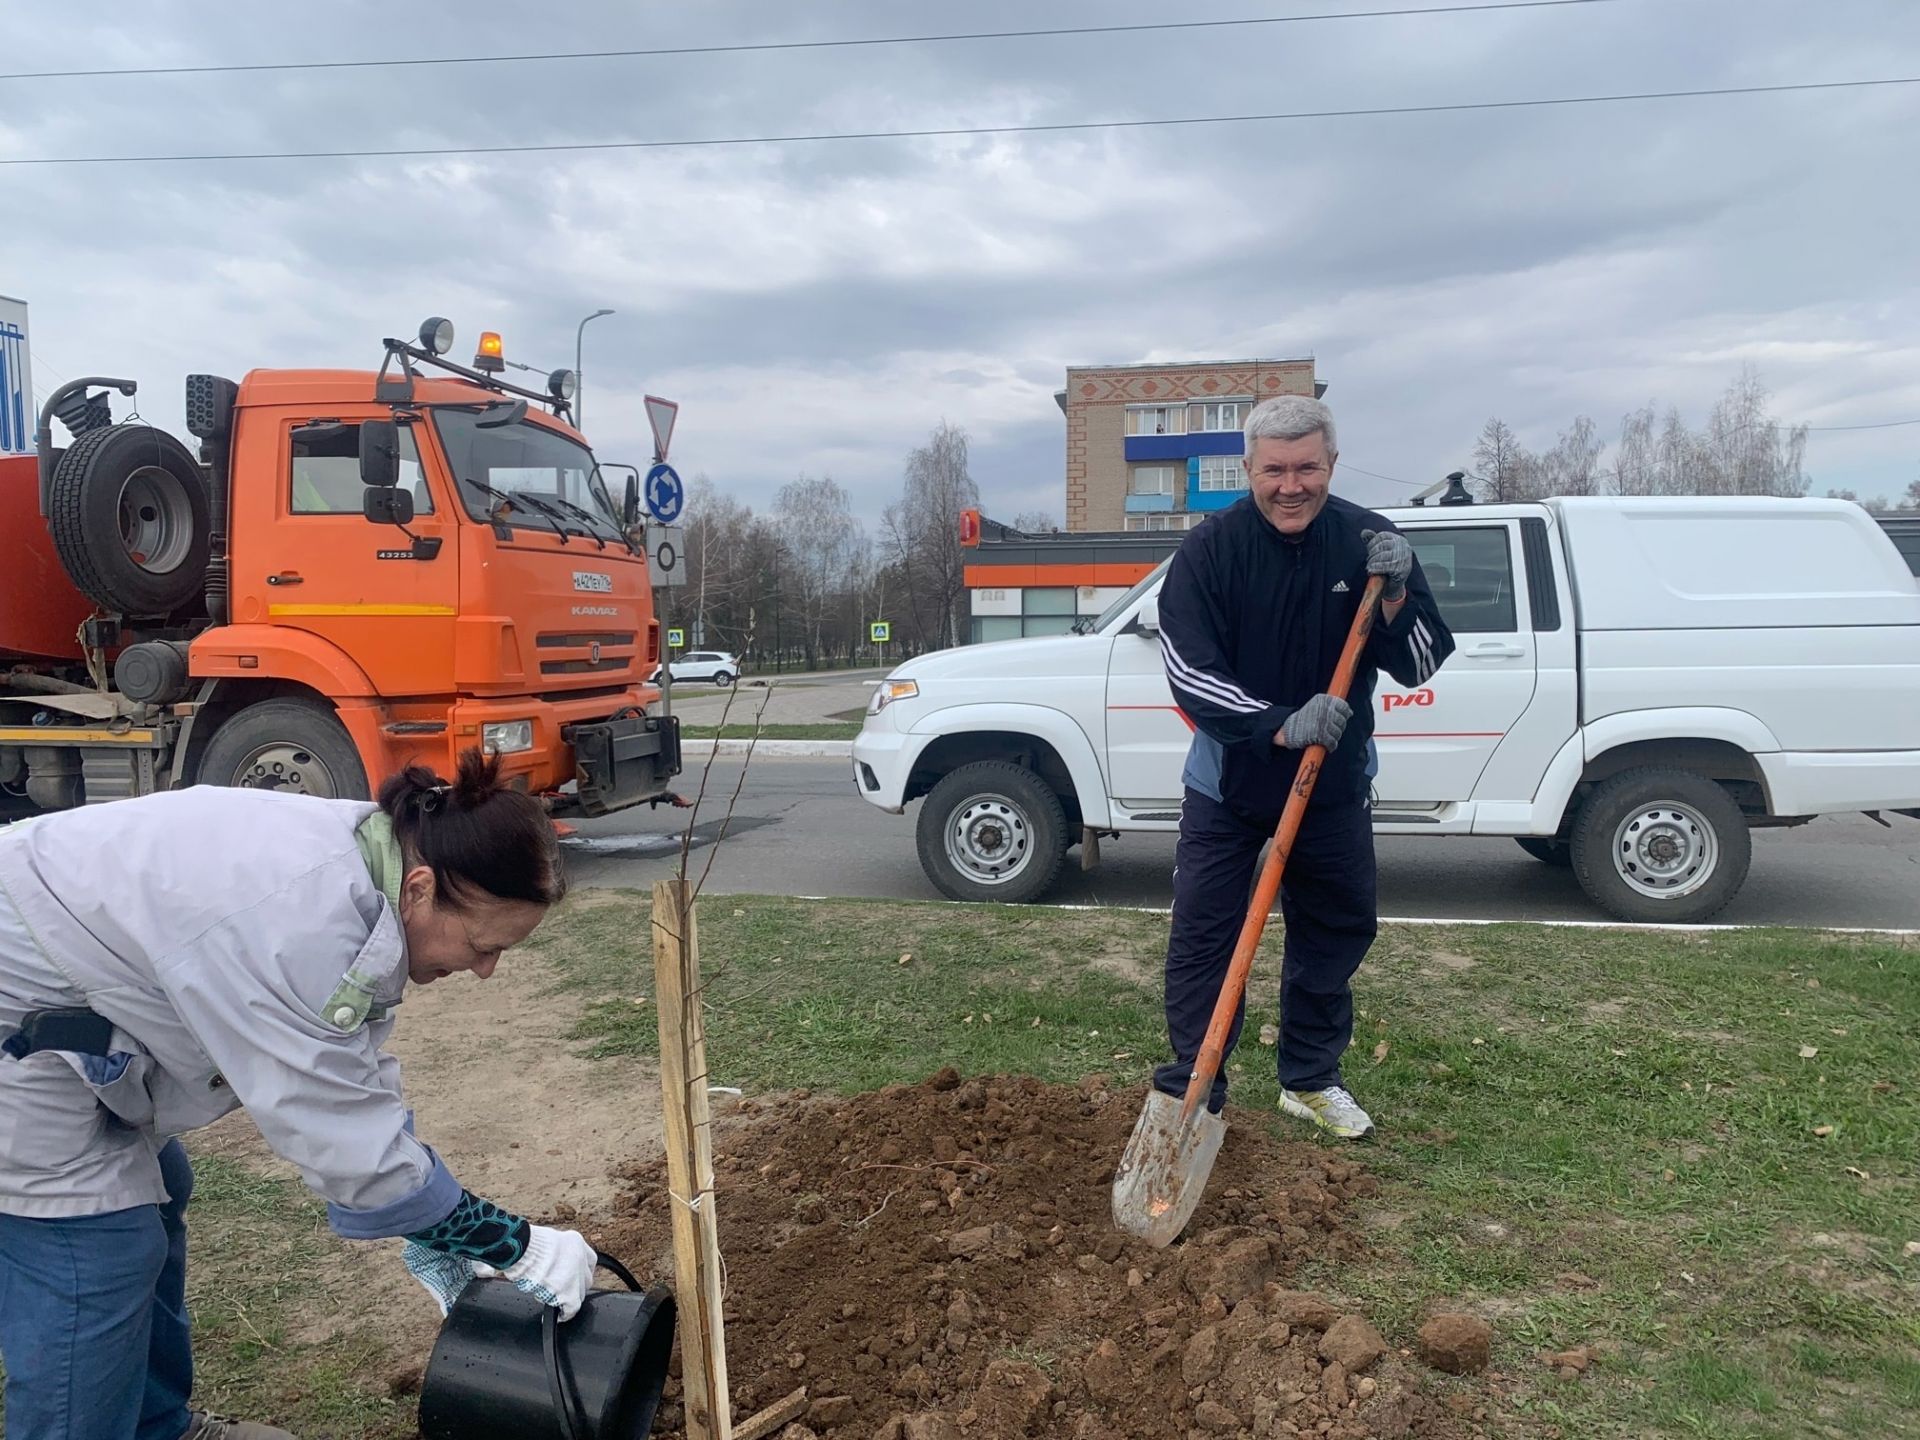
[
  {"xmin": 1568, "ymin": 766, "xmax": 1750, "ymax": 923},
  {"xmin": 198, "ymin": 699, "xmax": 370, "ymax": 800},
  {"xmin": 916, "ymin": 761, "xmax": 1068, "ymax": 904}
]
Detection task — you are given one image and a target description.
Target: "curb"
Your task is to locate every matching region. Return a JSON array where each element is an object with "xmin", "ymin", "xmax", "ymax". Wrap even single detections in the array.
[{"xmin": 681, "ymin": 739, "xmax": 854, "ymax": 758}]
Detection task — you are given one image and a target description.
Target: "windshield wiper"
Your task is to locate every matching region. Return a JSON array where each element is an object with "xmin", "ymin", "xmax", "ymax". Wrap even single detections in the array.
[
  {"xmin": 539, "ymin": 494, "xmax": 615, "ymax": 551},
  {"xmin": 462, "ymin": 476, "xmax": 570, "ymax": 545}
]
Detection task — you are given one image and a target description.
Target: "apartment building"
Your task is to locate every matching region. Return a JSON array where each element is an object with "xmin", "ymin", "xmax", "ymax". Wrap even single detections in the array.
[{"xmin": 1056, "ymin": 358, "xmax": 1323, "ymax": 532}]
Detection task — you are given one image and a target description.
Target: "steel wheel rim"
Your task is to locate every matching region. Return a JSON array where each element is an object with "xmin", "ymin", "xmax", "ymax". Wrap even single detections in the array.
[
  {"xmin": 1611, "ymin": 801, "xmax": 1718, "ymax": 900},
  {"xmin": 231, "ymin": 742, "xmax": 339, "ymax": 798},
  {"xmin": 945, "ymin": 793, "xmax": 1034, "ymax": 886},
  {"xmin": 118, "ymin": 463, "xmax": 195, "ymax": 575}
]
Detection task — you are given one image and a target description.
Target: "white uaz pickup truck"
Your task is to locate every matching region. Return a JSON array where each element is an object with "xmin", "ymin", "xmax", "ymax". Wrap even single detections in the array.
[{"xmin": 853, "ymin": 496, "xmax": 1920, "ymax": 922}]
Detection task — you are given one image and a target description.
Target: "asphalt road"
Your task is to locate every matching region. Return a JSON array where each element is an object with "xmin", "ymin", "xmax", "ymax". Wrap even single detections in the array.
[{"xmin": 562, "ymin": 756, "xmax": 1920, "ymax": 930}]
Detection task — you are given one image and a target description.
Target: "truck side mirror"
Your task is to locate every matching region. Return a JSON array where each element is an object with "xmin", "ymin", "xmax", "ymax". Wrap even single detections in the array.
[
  {"xmin": 1135, "ymin": 595, "xmax": 1161, "ymax": 635},
  {"xmin": 359, "ymin": 420, "xmax": 400, "ymax": 489},
  {"xmin": 624, "ymin": 475, "xmax": 640, "ymax": 528},
  {"xmin": 363, "ymin": 486, "xmax": 415, "ymax": 526}
]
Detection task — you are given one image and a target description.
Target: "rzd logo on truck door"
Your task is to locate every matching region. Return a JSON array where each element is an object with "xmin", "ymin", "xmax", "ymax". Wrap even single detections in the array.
[
  {"xmin": 572, "ymin": 571, "xmax": 613, "ymax": 593},
  {"xmin": 1382, "ymin": 689, "xmax": 1435, "ymax": 711}
]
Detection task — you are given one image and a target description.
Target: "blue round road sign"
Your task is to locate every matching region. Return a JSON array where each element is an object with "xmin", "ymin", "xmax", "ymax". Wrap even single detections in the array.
[{"xmin": 644, "ymin": 462, "xmax": 684, "ymax": 523}]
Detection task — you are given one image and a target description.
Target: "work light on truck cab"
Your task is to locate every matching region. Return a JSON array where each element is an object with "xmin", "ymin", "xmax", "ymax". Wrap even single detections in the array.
[
  {"xmin": 548, "ymin": 368, "xmax": 578, "ymax": 403},
  {"xmin": 418, "ymin": 316, "xmax": 455, "ymax": 356}
]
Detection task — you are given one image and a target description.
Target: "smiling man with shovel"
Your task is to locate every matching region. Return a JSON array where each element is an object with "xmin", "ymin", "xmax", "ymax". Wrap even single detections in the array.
[{"xmin": 1137, "ymin": 395, "xmax": 1454, "ymax": 1169}]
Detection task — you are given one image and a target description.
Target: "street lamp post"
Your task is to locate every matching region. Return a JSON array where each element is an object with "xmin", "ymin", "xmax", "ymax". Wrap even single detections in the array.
[{"xmin": 573, "ymin": 307, "xmax": 615, "ymax": 428}]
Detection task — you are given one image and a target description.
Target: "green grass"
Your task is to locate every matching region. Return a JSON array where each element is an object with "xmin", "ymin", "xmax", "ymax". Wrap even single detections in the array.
[
  {"xmin": 526, "ymin": 894, "xmax": 1170, "ymax": 1090},
  {"xmin": 677, "ymin": 721, "xmax": 860, "ymax": 741},
  {"xmin": 178, "ymin": 1157, "xmax": 416, "ymax": 1438},
  {"xmin": 144, "ymin": 899, "xmax": 1919, "ymax": 1439},
  {"xmin": 524, "ymin": 897, "xmax": 1920, "ymax": 1439}
]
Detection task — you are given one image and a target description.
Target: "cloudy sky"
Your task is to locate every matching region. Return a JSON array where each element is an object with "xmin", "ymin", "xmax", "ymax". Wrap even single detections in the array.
[{"xmin": 4, "ymin": 0, "xmax": 1917, "ymax": 526}]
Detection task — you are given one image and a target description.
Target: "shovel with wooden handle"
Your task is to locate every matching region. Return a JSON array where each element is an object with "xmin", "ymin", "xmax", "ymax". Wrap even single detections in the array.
[{"xmin": 1112, "ymin": 574, "xmax": 1386, "ymax": 1247}]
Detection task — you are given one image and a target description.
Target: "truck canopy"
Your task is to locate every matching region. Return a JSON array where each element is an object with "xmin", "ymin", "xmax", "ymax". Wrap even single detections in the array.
[{"xmin": 1547, "ymin": 496, "xmax": 1920, "ymax": 631}]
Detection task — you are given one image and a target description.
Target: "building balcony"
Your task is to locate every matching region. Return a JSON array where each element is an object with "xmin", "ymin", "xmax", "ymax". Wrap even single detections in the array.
[
  {"xmin": 1125, "ymin": 492, "xmax": 1175, "ymax": 513},
  {"xmin": 1124, "ymin": 431, "xmax": 1245, "ymax": 463}
]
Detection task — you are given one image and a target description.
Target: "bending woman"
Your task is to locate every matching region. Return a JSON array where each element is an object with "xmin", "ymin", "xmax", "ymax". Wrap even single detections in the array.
[{"xmin": 0, "ymin": 750, "xmax": 598, "ymax": 1440}]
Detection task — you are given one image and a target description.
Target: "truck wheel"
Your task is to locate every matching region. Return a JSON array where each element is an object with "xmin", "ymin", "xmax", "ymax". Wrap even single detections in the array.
[
  {"xmin": 48, "ymin": 424, "xmax": 210, "ymax": 616},
  {"xmin": 1568, "ymin": 767, "xmax": 1751, "ymax": 923},
  {"xmin": 1514, "ymin": 836, "xmax": 1572, "ymax": 867},
  {"xmin": 916, "ymin": 761, "xmax": 1068, "ymax": 904},
  {"xmin": 197, "ymin": 699, "xmax": 370, "ymax": 800}
]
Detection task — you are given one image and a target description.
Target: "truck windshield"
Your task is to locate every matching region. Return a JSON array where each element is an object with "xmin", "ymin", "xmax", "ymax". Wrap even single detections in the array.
[
  {"xmin": 433, "ymin": 408, "xmax": 625, "ymax": 542},
  {"xmin": 1085, "ymin": 560, "xmax": 1170, "ymax": 634}
]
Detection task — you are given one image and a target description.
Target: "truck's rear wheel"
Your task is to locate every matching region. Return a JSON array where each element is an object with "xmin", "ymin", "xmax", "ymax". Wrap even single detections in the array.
[
  {"xmin": 916, "ymin": 761, "xmax": 1068, "ymax": 904},
  {"xmin": 198, "ymin": 699, "xmax": 369, "ymax": 800},
  {"xmin": 48, "ymin": 424, "xmax": 210, "ymax": 616},
  {"xmin": 1514, "ymin": 836, "xmax": 1572, "ymax": 867},
  {"xmin": 1568, "ymin": 766, "xmax": 1750, "ymax": 923}
]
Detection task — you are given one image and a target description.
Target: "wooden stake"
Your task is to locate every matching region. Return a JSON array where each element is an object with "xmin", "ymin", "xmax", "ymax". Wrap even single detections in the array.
[{"xmin": 653, "ymin": 878, "xmax": 732, "ymax": 1440}]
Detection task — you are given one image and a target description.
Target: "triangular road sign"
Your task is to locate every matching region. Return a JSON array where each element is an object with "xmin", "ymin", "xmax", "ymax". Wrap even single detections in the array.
[{"xmin": 644, "ymin": 394, "xmax": 679, "ymax": 461}]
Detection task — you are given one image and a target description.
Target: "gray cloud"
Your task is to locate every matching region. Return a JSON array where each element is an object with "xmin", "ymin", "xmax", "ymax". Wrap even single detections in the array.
[{"xmin": 4, "ymin": 0, "xmax": 1917, "ymax": 526}]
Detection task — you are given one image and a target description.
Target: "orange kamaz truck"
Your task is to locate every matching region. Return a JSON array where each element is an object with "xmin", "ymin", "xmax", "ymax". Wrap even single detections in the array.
[{"xmin": 1, "ymin": 315, "xmax": 678, "ymax": 819}]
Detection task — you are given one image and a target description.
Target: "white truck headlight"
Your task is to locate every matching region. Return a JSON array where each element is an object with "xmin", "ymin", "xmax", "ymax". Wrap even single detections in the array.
[
  {"xmin": 867, "ymin": 679, "xmax": 918, "ymax": 715},
  {"xmin": 481, "ymin": 720, "xmax": 534, "ymax": 754}
]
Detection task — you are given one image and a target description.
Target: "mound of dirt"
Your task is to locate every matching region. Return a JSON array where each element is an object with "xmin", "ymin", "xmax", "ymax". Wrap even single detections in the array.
[{"xmin": 598, "ymin": 1072, "xmax": 1487, "ymax": 1439}]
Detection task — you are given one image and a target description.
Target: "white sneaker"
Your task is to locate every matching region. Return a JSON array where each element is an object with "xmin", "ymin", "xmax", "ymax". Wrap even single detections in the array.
[{"xmin": 1279, "ymin": 1085, "xmax": 1374, "ymax": 1139}]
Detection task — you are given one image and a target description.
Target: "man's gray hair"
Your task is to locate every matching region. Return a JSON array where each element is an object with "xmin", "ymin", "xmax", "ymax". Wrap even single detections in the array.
[{"xmin": 1244, "ymin": 395, "xmax": 1338, "ymax": 459}]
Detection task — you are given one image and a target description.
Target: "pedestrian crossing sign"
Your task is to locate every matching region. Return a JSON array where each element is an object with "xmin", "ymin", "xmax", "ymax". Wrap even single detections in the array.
[
  {"xmin": 667, "ymin": 628, "xmax": 685, "ymax": 648},
  {"xmin": 870, "ymin": 621, "xmax": 891, "ymax": 643}
]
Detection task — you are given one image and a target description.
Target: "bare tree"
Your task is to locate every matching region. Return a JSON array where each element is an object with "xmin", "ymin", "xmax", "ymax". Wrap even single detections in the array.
[
  {"xmin": 774, "ymin": 474, "xmax": 861, "ymax": 666},
  {"xmin": 884, "ymin": 421, "xmax": 979, "ymax": 651},
  {"xmin": 1898, "ymin": 477, "xmax": 1920, "ymax": 512},
  {"xmin": 1612, "ymin": 404, "xmax": 1658, "ymax": 495},
  {"xmin": 1544, "ymin": 415, "xmax": 1604, "ymax": 496},
  {"xmin": 1470, "ymin": 419, "xmax": 1540, "ymax": 502},
  {"xmin": 1012, "ymin": 509, "xmax": 1058, "ymax": 533},
  {"xmin": 1704, "ymin": 367, "xmax": 1809, "ymax": 497}
]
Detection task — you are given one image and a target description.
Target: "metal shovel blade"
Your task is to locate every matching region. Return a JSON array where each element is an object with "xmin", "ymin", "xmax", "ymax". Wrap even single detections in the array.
[{"xmin": 1111, "ymin": 1087, "xmax": 1228, "ymax": 1248}]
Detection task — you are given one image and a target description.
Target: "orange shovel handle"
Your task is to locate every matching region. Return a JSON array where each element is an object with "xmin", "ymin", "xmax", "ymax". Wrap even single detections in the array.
[{"xmin": 1178, "ymin": 574, "xmax": 1387, "ymax": 1124}]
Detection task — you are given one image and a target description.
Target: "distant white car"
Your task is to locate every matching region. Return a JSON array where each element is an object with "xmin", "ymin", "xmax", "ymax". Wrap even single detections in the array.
[{"xmin": 655, "ymin": 651, "xmax": 740, "ymax": 687}]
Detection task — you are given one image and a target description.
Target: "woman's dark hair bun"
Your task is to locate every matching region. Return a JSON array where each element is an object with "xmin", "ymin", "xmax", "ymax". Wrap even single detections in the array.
[
  {"xmin": 453, "ymin": 746, "xmax": 506, "ymax": 807},
  {"xmin": 377, "ymin": 747, "xmax": 565, "ymax": 909}
]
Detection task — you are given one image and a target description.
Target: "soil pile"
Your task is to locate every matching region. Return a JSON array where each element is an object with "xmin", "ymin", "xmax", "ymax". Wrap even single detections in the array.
[{"xmin": 601, "ymin": 1071, "xmax": 1488, "ymax": 1440}]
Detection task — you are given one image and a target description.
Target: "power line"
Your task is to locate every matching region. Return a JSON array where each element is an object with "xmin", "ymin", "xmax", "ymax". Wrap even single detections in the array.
[
  {"xmin": 1800, "ymin": 416, "xmax": 1920, "ymax": 432},
  {"xmin": 0, "ymin": 2, "xmax": 1625, "ymax": 83},
  {"xmin": 4, "ymin": 75, "xmax": 1913, "ymax": 169},
  {"xmin": 1342, "ymin": 462, "xmax": 1426, "ymax": 486}
]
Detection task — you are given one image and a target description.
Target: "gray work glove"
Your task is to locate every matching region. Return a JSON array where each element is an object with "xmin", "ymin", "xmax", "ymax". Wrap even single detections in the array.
[
  {"xmin": 1280, "ymin": 693, "xmax": 1352, "ymax": 751},
  {"xmin": 1361, "ymin": 528, "xmax": 1413, "ymax": 602}
]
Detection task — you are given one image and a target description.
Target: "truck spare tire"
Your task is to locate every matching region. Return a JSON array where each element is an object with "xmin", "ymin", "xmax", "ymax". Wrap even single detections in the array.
[{"xmin": 48, "ymin": 423, "xmax": 210, "ymax": 616}]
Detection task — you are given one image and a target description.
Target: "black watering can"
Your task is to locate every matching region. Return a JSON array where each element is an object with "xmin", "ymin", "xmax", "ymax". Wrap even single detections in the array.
[{"xmin": 420, "ymin": 1251, "xmax": 677, "ymax": 1440}]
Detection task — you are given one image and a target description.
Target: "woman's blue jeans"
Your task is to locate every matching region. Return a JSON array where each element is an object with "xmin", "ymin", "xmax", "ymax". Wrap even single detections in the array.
[{"xmin": 0, "ymin": 1138, "xmax": 194, "ymax": 1440}]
